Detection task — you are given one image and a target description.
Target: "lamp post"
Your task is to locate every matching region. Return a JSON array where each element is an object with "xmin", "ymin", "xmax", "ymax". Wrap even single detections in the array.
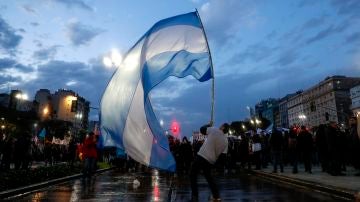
[
  {"xmin": 298, "ymin": 114, "xmax": 307, "ymax": 125},
  {"xmin": 250, "ymin": 118, "xmax": 261, "ymax": 132}
]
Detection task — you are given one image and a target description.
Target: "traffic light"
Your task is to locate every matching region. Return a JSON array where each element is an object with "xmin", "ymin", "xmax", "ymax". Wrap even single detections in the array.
[
  {"xmin": 325, "ymin": 112, "xmax": 329, "ymax": 121},
  {"xmin": 71, "ymin": 100, "xmax": 78, "ymax": 112},
  {"xmin": 171, "ymin": 121, "xmax": 180, "ymax": 136},
  {"xmin": 310, "ymin": 102, "xmax": 316, "ymax": 112}
]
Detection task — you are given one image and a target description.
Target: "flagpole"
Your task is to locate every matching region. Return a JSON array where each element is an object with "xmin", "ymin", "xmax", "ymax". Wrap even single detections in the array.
[{"xmin": 195, "ymin": 9, "xmax": 215, "ymax": 125}]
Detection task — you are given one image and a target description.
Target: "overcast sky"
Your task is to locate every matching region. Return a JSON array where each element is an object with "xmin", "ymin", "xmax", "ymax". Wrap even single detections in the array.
[{"xmin": 0, "ymin": 0, "xmax": 360, "ymax": 137}]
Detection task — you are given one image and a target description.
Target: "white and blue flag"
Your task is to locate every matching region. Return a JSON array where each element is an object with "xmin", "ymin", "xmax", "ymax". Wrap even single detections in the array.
[{"xmin": 100, "ymin": 12, "xmax": 213, "ymax": 172}]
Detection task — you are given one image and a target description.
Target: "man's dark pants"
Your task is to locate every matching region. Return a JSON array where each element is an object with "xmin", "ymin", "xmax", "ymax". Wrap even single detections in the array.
[{"xmin": 190, "ymin": 155, "xmax": 219, "ymax": 200}]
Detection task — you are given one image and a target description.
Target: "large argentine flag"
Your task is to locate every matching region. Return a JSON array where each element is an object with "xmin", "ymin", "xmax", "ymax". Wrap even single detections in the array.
[{"xmin": 100, "ymin": 12, "xmax": 213, "ymax": 172}]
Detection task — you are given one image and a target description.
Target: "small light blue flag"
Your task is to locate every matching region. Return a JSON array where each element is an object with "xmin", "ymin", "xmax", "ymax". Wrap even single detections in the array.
[
  {"xmin": 100, "ymin": 11, "xmax": 213, "ymax": 172},
  {"xmin": 38, "ymin": 128, "xmax": 46, "ymax": 138}
]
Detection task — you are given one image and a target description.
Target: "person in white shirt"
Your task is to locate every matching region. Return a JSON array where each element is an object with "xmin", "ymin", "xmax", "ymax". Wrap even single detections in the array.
[{"xmin": 190, "ymin": 123, "xmax": 229, "ymax": 202}]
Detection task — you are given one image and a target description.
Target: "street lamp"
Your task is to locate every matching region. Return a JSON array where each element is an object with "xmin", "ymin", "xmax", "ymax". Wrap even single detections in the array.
[
  {"xmin": 15, "ymin": 93, "xmax": 28, "ymax": 100},
  {"xmin": 298, "ymin": 114, "xmax": 307, "ymax": 125}
]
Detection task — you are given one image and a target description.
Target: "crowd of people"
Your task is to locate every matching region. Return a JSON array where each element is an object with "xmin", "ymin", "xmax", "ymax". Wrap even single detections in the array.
[
  {"xmin": 169, "ymin": 116, "xmax": 360, "ymax": 177},
  {"xmin": 1, "ymin": 116, "xmax": 359, "ymax": 179},
  {"xmin": 0, "ymin": 129, "xmax": 99, "ymax": 177}
]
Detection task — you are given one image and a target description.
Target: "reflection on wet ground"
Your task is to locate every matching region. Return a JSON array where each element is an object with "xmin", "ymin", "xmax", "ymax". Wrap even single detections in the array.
[{"xmin": 8, "ymin": 169, "xmax": 345, "ymax": 201}]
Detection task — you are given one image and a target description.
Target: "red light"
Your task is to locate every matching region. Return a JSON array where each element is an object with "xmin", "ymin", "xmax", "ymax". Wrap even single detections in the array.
[{"xmin": 171, "ymin": 121, "xmax": 180, "ymax": 136}]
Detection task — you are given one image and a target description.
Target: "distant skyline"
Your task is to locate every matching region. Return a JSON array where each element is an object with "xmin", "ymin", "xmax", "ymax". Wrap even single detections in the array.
[{"xmin": 0, "ymin": 0, "xmax": 360, "ymax": 137}]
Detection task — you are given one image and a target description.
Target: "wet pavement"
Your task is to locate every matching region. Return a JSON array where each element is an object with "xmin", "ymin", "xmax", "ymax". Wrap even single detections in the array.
[{"xmin": 6, "ymin": 169, "xmax": 347, "ymax": 201}]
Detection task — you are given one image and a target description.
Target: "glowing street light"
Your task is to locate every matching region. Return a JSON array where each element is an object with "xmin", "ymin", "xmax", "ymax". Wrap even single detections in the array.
[
  {"xmin": 1, "ymin": 125, "xmax": 5, "ymax": 130},
  {"xmin": 15, "ymin": 93, "xmax": 28, "ymax": 100}
]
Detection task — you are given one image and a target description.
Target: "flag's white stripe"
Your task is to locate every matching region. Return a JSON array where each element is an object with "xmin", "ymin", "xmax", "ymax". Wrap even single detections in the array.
[
  {"xmin": 145, "ymin": 25, "xmax": 207, "ymax": 60},
  {"xmin": 123, "ymin": 80, "xmax": 153, "ymax": 165},
  {"xmin": 100, "ymin": 38, "xmax": 144, "ymax": 148}
]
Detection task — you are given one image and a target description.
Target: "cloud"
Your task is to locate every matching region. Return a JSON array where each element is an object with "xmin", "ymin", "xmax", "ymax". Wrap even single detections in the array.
[
  {"xmin": 331, "ymin": 0, "xmax": 360, "ymax": 18},
  {"xmin": 49, "ymin": 0, "xmax": 93, "ymax": 11},
  {"xmin": 30, "ymin": 22, "xmax": 39, "ymax": 27},
  {"xmin": 297, "ymin": 0, "xmax": 319, "ymax": 7},
  {"xmin": 266, "ymin": 30, "xmax": 277, "ymax": 40},
  {"xmin": 345, "ymin": 32, "xmax": 360, "ymax": 44},
  {"xmin": 0, "ymin": 58, "xmax": 17, "ymax": 68},
  {"xmin": 33, "ymin": 40, "xmax": 43, "ymax": 48},
  {"xmin": 66, "ymin": 80, "xmax": 77, "ymax": 86},
  {"xmin": 0, "ymin": 58, "xmax": 36, "ymax": 86},
  {"xmin": 34, "ymin": 58, "xmax": 113, "ymax": 107},
  {"xmin": 65, "ymin": 21, "xmax": 104, "ymax": 46},
  {"xmin": 150, "ymin": 77, "xmax": 197, "ymax": 100},
  {"xmin": 0, "ymin": 15, "xmax": 23, "ymax": 55},
  {"xmin": 21, "ymin": 5, "xmax": 37, "ymax": 14},
  {"xmin": 228, "ymin": 43, "xmax": 277, "ymax": 64},
  {"xmin": 305, "ymin": 22, "xmax": 349, "ymax": 44},
  {"xmin": 273, "ymin": 50, "xmax": 298, "ymax": 66},
  {"xmin": 33, "ymin": 45, "xmax": 61, "ymax": 60},
  {"xmin": 199, "ymin": 0, "xmax": 260, "ymax": 47},
  {"xmin": 301, "ymin": 15, "xmax": 327, "ymax": 31}
]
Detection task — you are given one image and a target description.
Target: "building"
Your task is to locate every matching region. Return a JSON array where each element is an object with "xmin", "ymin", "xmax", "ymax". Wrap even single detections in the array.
[
  {"xmin": 279, "ymin": 91, "xmax": 302, "ymax": 128},
  {"xmin": 350, "ymin": 85, "xmax": 360, "ymax": 117},
  {"xmin": 52, "ymin": 89, "xmax": 90, "ymax": 130},
  {"xmin": 0, "ymin": 93, "xmax": 10, "ymax": 108},
  {"xmin": 34, "ymin": 89, "xmax": 52, "ymax": 120},
  {"xmin": 287, "ymin": 92, "xmax": 304, "ymax": 127},
  {"xmin": 8, "ymin": 90, "xmax": 34, "ymax": 112},
  {"xmin": 34, "ymin": 89, "xmax": 90, "ymax": 130},
  {"xmin": 288, "ymin": 76, "xmax": 360, "ymax": 128},
  {"xmin": 255, "ymin": 98, "xmax": 279, "ymax": 126}
]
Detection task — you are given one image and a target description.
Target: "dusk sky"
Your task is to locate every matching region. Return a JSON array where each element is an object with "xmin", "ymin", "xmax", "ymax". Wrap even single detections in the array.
[{"xmin": 0, "ymin": 0, "xmax": 360, "ymax": 137}]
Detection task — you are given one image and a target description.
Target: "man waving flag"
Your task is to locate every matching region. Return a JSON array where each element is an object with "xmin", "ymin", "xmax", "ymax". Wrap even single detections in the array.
[{"xmin": 100, "ymin": 11, "xmax": 213, "ymax": 172}]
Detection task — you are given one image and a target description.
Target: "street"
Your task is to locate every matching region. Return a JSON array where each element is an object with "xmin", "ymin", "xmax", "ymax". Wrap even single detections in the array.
[{"xmin": 6, "ymin": 169, "xmax": 345, "ymax": 201}]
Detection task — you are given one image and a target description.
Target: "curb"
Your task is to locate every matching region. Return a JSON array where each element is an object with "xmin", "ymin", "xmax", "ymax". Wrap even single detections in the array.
[
  {"xmin": 0, "ymin": 167, "xmax": 115, "ymax": 199},
  {"xmin": 250, "ymin": 170, "xmax": 356, "ymax": 201}
]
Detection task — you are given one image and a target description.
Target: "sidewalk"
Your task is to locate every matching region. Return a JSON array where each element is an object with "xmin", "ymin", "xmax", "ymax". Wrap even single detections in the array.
[{"xmin": 250, "ymin": 165, "xmax": 360, "ymax": 200}]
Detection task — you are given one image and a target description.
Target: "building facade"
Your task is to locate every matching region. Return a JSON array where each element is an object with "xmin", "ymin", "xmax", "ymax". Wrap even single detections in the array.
[
  {"xmin": 255, "ymin": 98, "xmax": 279, "ymax": 126},
  {"xmin": 287, "ymin": 76, "xmax": 360, "ymax": 128},
  {"xmin": 34, "ymin": 89, "xmax": 52, "ymax": 120},
  {"xmin": 350, "ymin": 85, "xmax": 360, "ymax": 117},
  {"xmin": 34, "ymin": 89, "xmax": 90, "ymax": 130},
  {"xmin": 279, "ymin": 92, "xmax": 302, "ymax": 128}
]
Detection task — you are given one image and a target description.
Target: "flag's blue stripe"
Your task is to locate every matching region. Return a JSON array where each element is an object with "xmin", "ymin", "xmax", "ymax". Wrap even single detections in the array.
[
  {"xmin": 146, "ymin": 12, "xmax": 201, "ymax": 35},
  {"xmin": 145, "ymin": 97, "xmax": 176, "ymax": 172},
  {"xmin": 144, "ymin": 97, "xmax": 170, "ymax": 148},
  {"xmin": 142, "ymin": 50, "xmax": 211, "ymax": 96}
]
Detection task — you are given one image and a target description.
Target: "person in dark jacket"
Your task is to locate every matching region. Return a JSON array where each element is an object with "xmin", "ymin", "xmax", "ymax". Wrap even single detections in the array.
[
  {"xmin": 180, "ymin": 136, "xmax": 193, "ymax": 174},
  {"xmin": 348, "ymin": 116, "xmax": 360, "ymax": 175},
  {"xmin": 315, "ymin": 124, "xmax": 329, "ymax": 172},
  {"xmin": 270, "ymin": 127, "xmax": 284, "ymax": 173},
  {"xmin": 297, "ymin": 126, "xmax": 313, "ymax": 173},
  {"xmin": 327, "ymin": 122, "xmax": 344, "ymax": 176}
]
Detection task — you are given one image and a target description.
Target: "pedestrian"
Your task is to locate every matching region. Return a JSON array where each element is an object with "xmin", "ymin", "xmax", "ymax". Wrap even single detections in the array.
[
  {"xmin": 190, "ymin": 122, "xmax": 229, "ymax": 202},
  {"xmin": 270, "ymin": 127, "xmax": 284, "ymax": 173},
  {"xmin": 315, "ymin": 124, "xmax": 329, "ymax": 172},
  {"xmin": 83, "ymin": 132, "xmax": 98, "ymax": 178},
  {"xmin": 180, "ymin": 136, "xmax": 193, "ymax": 174},
  {"xmin": 348, "ymin": 116, "xmax": 360, "ymax": 175},
  {"xmin": 327, "ymin": 122, "xmax": 344, "ymax": 176},
  {"xmin": 252, "ymin": 132, "xmax": 262, "ymax": 170},
  {"xmin": 297, "ymin": 125, "xmax": 313, "ymax": 174}
]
